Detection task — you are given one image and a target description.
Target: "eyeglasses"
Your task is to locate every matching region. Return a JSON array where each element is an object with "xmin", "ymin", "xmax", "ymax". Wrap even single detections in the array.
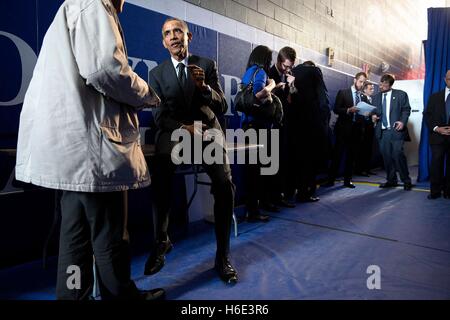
[{"xmin": 281, "ymin": 63, "xmax": 293, "ymax": 70}]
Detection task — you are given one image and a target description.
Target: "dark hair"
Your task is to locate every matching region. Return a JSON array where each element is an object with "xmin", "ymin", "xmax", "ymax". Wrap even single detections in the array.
[
  {"xmin": 277, "ymin": 46, "xmax": 296, "ymax": 64},
  {"xmin": 380, "ymin": 73, "xmax": 395, "ymax": 86},
  {"xmin": 247, "ymin": 45, "xmax": 273, "ymax": 73},
  {"xmin": 161, "ymin": 17, "xmax": 190, "ymax": 38},
  {"xmin": 355, "ymin": 72, "xmax": 368, "ymax": 80},
  {"xmin": 302, "ymin": 60, "xmax": 316, "ymax": 67},
  {"xmin": 363, "ymin": 81, "xmax": 374, "ymax": 90}
]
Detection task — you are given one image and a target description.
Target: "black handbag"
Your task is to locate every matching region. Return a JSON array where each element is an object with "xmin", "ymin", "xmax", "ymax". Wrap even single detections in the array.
[{"xmin": 234, "ymin": 67, "xmax": 283, "ymax": 125}]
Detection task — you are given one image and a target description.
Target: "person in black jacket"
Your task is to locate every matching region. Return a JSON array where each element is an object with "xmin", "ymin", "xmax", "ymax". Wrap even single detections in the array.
[
  {"xmin": 423, "ymin": 70, "xmax": 450, "ymax": 199},
  {"xmin": 324, "ymin": 72, "xmax": 367, "ymax": 188},
  {"xmin": 289, "ymin": 61, "xmax": 331, "ymax": 201},
  {"xmin": 355, "ymin": 81, "xmax": 376, "ymax": 176},
  {"xmin": 268, "ymin": 46, "xmax": 297, "ymax": 208},
  {"xmin": 144, "ymin": 18, "xmax": 237, "ymax": 283}
]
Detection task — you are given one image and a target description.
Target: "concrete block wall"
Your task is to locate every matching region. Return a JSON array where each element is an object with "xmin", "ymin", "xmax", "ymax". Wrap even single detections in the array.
[{"xmin": 184, "ymin": 0, "xmax": 448, "ymax": 79}]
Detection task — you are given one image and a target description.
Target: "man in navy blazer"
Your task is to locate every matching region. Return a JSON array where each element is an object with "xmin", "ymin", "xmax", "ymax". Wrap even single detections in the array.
[
  {"xmin": 372, "ymin": 74, "xmax": 412, "ymax": 190},
  {"xmin": 324, "ymin": 72, "xmax": 367, "ymax": 188},
  {"xmin": 423, "ymin": 70, "xmax": 450, "ymax": 199},
  {"xmin": 144, "ymin": 18, "xmax": 237, "ymax": 283}
]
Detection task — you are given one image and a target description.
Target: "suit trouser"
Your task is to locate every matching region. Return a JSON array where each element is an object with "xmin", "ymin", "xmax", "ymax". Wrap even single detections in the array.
[
  {"xmin": 378, "ymin": 129, "xmax": 411, "ymax": 184},
  {"xmin": 356, "ymin": 120, "xmax": 375, "ymax": 173},
  {"xmin": 430, "ymin": 139, "xmax": 450, "ymax": 195},
  {"xmin": 56, "ymin": 191, "xmax": 139, "ymax": 300},
  {"xmin": 296, "ymin": 136, "xmax": 318, "ymax": 198},
  {"xmin": 271, "ymin": 123, "xmax": 289, "ymax": 202},
  {"xmin": 328, "ymin": 123, "xmax": 362, "ymax": 182},
  {"xmin": 151, "ymin": 154, "xmax": 235, "ymax": 258}
]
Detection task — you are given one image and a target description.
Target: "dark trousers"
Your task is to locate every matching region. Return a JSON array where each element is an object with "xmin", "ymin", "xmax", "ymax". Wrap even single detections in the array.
[
  {"xmin": 297, "ymin": 148, "xmax": 318, "ymax": 198},
  {"xmin": 151, "ymin": 154, "xmax": 235, "ymax": 258},
  {"xmin": 271, "ymin": 123, "xmax": 289, "ymax": 202},
  {"xmin": 378, "ymin": 129, "xmax": 411, "ymax": 184},
  {"xmin": 244, "ymin": 162, "xmax": 275, "ymax": 210},
  {"xmin": 242, "ymin": 124, "xmax": 278, "ymax": 208},
  {"xmin": 356, "ymin": 120, "xmax": 375, "ymax": 173},
  {"xmin": 56, "ymin": 191, "xmax": 139, "ymax": 300},
  {"xmin": 328, "ymin": 123, "xmax": 362, "ymax": 182},
  {"xmin": 430, "ymin": 139, "xmax": 450, "ymax": 195}
]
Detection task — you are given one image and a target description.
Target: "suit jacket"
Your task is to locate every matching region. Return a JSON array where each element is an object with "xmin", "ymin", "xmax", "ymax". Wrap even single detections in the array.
[
  {"xmin": 424, "ymin": 89, "xmax": 450, "ymax": 145},
  {"xmin": 333, "ymin": 88, "xmax": 363, "ymax": 136},
  {"xmin": 372, "ymin": 89, "xmax": 411, "ymax": 140},
  {"xmin": 361, "ymin": 94, "xmax": 372, "ymax": 104},
  {"xmin": 149, "ymin": 55, "xmax": 227, "ymax": 155},
  {"xmin": 269, "ymin": 65, "xmax": 290, "ymax": 108}
]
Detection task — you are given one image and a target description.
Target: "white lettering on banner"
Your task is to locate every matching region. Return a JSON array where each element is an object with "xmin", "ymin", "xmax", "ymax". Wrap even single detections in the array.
[
  {"xmin": 0, "ymin": 31, "xmax": 37, "ymax": 106},
  {"xmin": 221, "ymin": 74, "xmax": 241, "ymax": 116},
  {"xmin": 0, "ymin": 31, "xmax": 238, "ymax": 117},
  {"xmin": 128, "ymin": 56, "xmax": 158, "ymax": 83}
]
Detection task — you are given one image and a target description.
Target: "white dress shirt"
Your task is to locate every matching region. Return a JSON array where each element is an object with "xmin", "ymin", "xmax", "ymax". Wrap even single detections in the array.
[{"xmin": 171, "ymin": 56, "xmax": 189, "ymax": 79}]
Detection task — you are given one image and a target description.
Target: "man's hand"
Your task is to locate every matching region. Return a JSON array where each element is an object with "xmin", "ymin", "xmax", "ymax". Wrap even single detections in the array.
[
  {"xmin": 148, "ymin": 95, "xmax": 161, "ymax": 107},
  {"xmin": 181, "ymin": 123, "xmax": 208, "ymax": 136},
  {"xmin": 276, "ymin": 82, "xmax": 286, "ymax": 90},
  {"xmin": 267, "ymin": 78, "xmax": 275, "ymax": 87},
  {"xmin": 436, "ymin": 126, "xmax": 450, "ymax": 135},
  {"xmin": 286, "ymin": 74, "xmax": 295, "ymax": 86},
  {"xmin": 347, "ymin": 106, "xmax": 359, "ymax": 114},
  {"xmin": 372, "ymin": 114, "xmax": 380, "ymax": 122},
  {"xmin": 393, "ymin": 121, "xmax": 404, "ymax": 131},
  {"xmin": 187, "ymin": 65, "xmax": 208, "ymax": 91}
]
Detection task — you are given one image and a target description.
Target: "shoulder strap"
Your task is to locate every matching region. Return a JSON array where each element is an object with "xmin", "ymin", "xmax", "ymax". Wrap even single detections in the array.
[{"xmin": 250, "ymin": 67, "xmax": 263, "ymax": 85}]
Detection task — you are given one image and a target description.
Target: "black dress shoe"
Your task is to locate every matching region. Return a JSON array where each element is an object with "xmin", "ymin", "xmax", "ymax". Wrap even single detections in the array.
[
  {"xmin": 274, "ymin": 199, "xmax": 296, "ymax": 208},
  {"xmin": 427, "ymin": 193, "xmax": 441, "ymax": 199},
  {"xmin": 215, "ymin": 257, "xmax": 238, "ymax": 284},
  {"xmin": 246, "ymin": 211, "xmax": 270, "ymax": 222},
  {"xmin": 379, "ymin": 182, "xmax": 398, "ymax": 188},
  {"xmin": 343, "ymin": 182, "xmax": 356, "ymax": 188},
  {"xmin": 403, "ymin": 183, "xmax": 413, "ymax": 191},
  {"xmin": 259, "ymin": 202, "xmax": 280, "ymax": 212},
  {"xmin": 296, "ymin": 196, "xmax": 320, "ymax": 202},
  {"xmin": 140, "ymin": 288, "xmax": 166, "ymax": 300},
  {"xmin": 144, "ymin": 238, "xmax": 173, "ymax": 276}
]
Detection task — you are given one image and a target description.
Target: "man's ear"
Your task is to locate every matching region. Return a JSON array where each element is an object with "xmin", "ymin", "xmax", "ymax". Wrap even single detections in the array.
[
  {"xmin": 187, "ymin": 32, "xmax": 193, "ymax": 42},
  {"xmin": 162, "ymin": 39, "xmax": 168, "ymax": 49}
]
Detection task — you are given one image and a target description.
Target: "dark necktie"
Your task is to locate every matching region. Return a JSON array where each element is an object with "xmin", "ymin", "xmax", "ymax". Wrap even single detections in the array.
[
  {"xmin": 446, "ymin": 93, "xmax": 450, "ymax": 124},
  {"xmin": 382, "ymin": 93, "xmax": 388, "ymax": 128},
  {"xmin": 353, "ymin": 91, "xmax": 360, "ymax": 122},
  {"xmin": 177, "ymin": 63, "xmax": 186, "ymax": 87}
]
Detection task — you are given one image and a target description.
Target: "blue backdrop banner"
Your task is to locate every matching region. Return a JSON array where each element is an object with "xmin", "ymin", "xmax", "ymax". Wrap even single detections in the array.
[{"xmin": 418, "ymin": 7, "xmax": 450, "ymax": 182}]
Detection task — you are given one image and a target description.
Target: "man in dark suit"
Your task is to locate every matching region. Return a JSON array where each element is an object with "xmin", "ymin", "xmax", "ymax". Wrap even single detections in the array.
[
  {"xmin": 268, "ymin": 46, "xmax": 297, "ymax": 208},
  {"xmin": 423, "ymin": 70, "xmax": 450, "ymax": 199},
  {"xmin": 324, "ymin": 72, "xmax": 367, "ymax": 188},
  {"xmin": 356, "ymin": 81, "xmax": 376, "ymax": 176},
  {"xmin": 372, "ymin": 74, "xmax": 412, "ymax": 190},
  {"xmin": 144, "ymin": 18, "xmax": 237, "ymax": 283}
]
